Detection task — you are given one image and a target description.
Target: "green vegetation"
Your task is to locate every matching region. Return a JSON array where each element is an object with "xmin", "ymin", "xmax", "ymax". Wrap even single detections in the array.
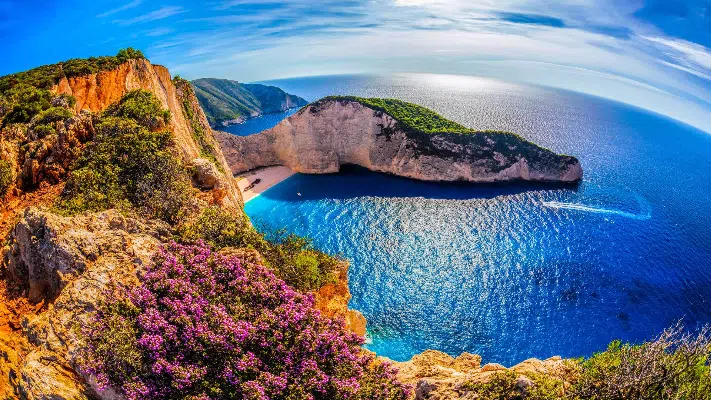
[
  {"xmin": 1, "ymin": 84, "xmax": 53, "ymax": 124},
  {"xmin": 57, "ymin": 90, "xmax": 193, "ymax": 223},
  {"xmin": 104, "ymin": 89, "xmax": 170, "ymax": 129},
  {"xmin": 572, "ymin": 325, "xmax": 711, "ymax": 399},
  {"xmin": 173, "ymin": 77, "xmax": 222, "ymax": 170},
  {"xmin": 462, "ymin": 324, "xmax": 711, "ymax": 400},
  {"xmin": 0, "ymin": 160, "xmax": 12, "ymax": 197},
  {"xmin": 191, "ymin": 78, "xmax": 307, "ymax": 127},
  {"xmin": 463, "ymin": 371, "xmax": 565, "ymax": 400},
  {"xmin": 0, "ymin": 48, "xmax": 144, "ymax": 93},
  {"xmin": 176, "ymin": 206, "xmax": 340, "ymax": 291},
  {"xmin": 0, "ymin": 48, "xmax": 144, "ymax": 125},
  {"xmin": 317, "ymin": 96, "xmax": 476, "ymax": 135}
]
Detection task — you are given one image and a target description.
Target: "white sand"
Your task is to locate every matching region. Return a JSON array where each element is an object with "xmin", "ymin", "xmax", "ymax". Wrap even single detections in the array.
[{"xmin": 237, "ymin": 166, "xmax": 296, "ymax": 203}]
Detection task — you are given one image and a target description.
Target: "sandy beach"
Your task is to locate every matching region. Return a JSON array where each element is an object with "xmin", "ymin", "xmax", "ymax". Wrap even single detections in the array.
[{"xmin": 237, "ymin": 166, "xmax": 296, "ymax": 203}]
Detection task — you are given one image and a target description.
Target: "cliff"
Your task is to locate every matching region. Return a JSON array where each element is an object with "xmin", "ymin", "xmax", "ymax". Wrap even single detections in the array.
[
  {"xmin": 0, "ymin": 57, "xmax": 373, "ymax": 400},
  {"xmin": 392, "ymin": 350, "xmax": 574, "ymax": 399},
  {"xmin": 52, "ymin": 59, "xmax": 243, "ymax": 209},
  {"xmin": 0, "ymin": 56, "xmax": 246, "ymax": 399},
  {"xmin": 1, "ymin": 208, "xmax": 168, "ymax": 399},
  {"xmin": 215, "ymin": 97, "xmax": 583, "ymax": 184},
  {"xmin": 191, "ymin": 78, "xmax": 308, "ymax": 127}
]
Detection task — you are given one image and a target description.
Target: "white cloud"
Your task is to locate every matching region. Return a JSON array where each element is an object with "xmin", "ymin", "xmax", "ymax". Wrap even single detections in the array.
[
  {"xmin": 644, "ymin": 36, "xmax": 711, "ymax": 82},
  {"xmin": 97, "ymin": 0, "xmax": 142, "ymax": 18},
  {"xmin": 114, "ymin": 5, "xmax": 186, "ymax": 25}
]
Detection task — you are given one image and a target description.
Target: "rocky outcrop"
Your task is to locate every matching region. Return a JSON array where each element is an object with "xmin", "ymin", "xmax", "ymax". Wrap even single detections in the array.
[
  {"xmin": 1, "ymin": 208, "xmax": 169, "ymax": 399},
  {"xmin": 216, "ymin": 98, "xmax": 582, "ymax": 184},
  {"xmin": 313, "ymin": 264, "xmax": 367, "ymax": 337},
  {"xmin": 52, "ymin": 59, "xmax": 243, "ymax": 210},
  {"xmin": 392, "ymin": 350, "xmax": 573, "ymax": 399}
]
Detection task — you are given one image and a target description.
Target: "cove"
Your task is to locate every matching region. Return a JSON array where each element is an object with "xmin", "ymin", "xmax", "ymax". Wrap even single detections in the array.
[{"xmin": 241, "ymin": 74, "xmax": 711, "ymax": 365}]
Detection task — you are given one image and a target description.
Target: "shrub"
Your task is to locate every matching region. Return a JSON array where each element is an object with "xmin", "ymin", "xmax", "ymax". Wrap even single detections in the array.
[
  {"xmin": 572, "ymin": 324, "xmax": 711, "ymax": 400},
  {"xmin": 176, "ymin": 207, "xmax": 340, "ymax": 292},
  {"xmin": 104, "ymin": 90, "xmax": 171, "ymax": 130},
  {"xmin": 78, "ymin": 242, "xmax": 410, "ymax": 400},
  {"xmin": 462, "ymin": 370, "xmax": 568, "ymax": 400},
  {"xmin": 116, "ymin": 47, "xmax": 145, "ymax": 63},
  {"xmin": 463, "ymin": 371, "xmax": 522, "ymax": 400},
  {"xmin": 0, "ymin": 160, "xmax": 12, "ymax": 197},
  {"xmin": 34, "ymin": 106, "xmax": 72, "ymax": 125},
  {"xmin": 32, "ymin": 124, "xmax": 57, "ymax": 137},
  {"xmin": 2, "ymin": 84, "xmax": 52, "ymax": 124},
  {"xmin": 58, "ymin": 91, "xmax": 192, "ymax": 223}
]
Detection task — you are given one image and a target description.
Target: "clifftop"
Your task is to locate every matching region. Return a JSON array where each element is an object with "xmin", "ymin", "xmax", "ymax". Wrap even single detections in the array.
[
  {"xmin": 0, "ymin": 51, "xmax": 243, "ymax": 211},
  {"xmin": 217, "ymin": 96, "xmax": 583, "ymax": 183},
  {"xmin": 191, "ymin": 78, "xmax": 308, "ymax": 127}
]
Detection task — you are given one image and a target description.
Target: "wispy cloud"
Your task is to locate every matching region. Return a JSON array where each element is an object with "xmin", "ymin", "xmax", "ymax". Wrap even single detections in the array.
[
  {"xmin": 644, "ymin": 36, "xmax": 711, "ymax": 81},
  {"xmin": 97, "ymin": 0, "xmax": 142, "ymax": 18},
  {"xmin": 114, "ymin": 5, "xmax": 186, "ymax": 25},
  {"xmin": 5, "ymin": 0, "xmax": 711, "ymax": 132}
]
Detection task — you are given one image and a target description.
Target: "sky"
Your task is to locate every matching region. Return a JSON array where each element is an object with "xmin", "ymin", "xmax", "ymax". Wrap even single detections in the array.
[{"xmin": 2, "ymin": 0, "xmax": 711, "ymax": 132}]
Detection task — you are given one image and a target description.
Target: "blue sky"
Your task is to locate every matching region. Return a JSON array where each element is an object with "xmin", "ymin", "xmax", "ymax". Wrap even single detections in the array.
[{"xmin": 3, "ymin": 0, "xmax": 711, "ymax": 132}]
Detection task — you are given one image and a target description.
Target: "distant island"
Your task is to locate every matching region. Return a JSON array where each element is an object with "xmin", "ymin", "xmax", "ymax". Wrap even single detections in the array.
[
  {"xmin": 191, "ymin": 78, "xmax": 307, "ymax": 127},
  {"xmin": 216, "ymin": 96, "xmax": 583, "ymax": 184}
]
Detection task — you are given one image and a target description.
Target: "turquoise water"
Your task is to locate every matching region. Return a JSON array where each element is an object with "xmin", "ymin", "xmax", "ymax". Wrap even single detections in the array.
[{"xmin": 240, "ymin": 74, "xmax": 711, "ymax": 365}]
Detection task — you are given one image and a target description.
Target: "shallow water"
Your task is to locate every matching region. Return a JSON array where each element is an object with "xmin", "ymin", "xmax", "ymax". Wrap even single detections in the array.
[{"xmin": 238, "ymin": 73, "xmax": 711, "ymax": 365}]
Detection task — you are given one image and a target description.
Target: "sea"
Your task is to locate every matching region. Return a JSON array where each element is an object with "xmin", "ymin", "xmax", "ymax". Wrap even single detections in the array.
[{"xmin": 224, "ymin": 73, "xmax": 711, "ymax": 365}]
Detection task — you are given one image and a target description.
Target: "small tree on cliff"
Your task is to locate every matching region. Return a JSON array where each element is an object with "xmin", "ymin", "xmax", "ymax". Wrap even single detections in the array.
[{"xmin": 79, "ymin": 242, "xmax": 410, "ymax": 400}]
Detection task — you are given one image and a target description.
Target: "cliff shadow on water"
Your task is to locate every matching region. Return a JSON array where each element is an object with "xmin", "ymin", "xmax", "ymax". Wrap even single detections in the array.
[{"xmin": 258, "ymin": 165, "xmax": 581, "ymax": 203}]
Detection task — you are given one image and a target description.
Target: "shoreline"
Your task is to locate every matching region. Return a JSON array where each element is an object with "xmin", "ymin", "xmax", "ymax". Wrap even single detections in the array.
[{"xmin": 236, "ymin": 165, "xmax": 296, "ymax": 203}]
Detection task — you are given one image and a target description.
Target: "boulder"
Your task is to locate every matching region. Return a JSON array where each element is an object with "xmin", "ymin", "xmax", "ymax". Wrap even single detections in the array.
[{"xmin": 193, "ymin": 158, "xmax": 221, "ymax": 189}]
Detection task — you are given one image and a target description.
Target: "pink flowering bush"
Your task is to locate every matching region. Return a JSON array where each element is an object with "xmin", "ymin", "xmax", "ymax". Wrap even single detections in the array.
[{"xmin": 79, "ymin": 241, "xmax": 409, "ymax": 400}]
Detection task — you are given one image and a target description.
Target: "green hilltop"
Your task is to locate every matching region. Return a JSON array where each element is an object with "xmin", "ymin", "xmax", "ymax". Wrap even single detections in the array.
[{"xmin": 191, "ymin": 78, "xmax": 308, "ymax": 127}]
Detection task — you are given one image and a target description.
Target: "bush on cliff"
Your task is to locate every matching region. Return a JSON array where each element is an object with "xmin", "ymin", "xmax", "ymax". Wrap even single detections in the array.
[
  {"xmin": 572, "ymin": 324, "xmax": 711, "ymax": 399},
  {"xmin": 2, "ymin": 84, "xmax": 52, "ymax": 124},
  {"xmin": 58, "ymin": 91, "xmax": 192, "ymax": 223},
  {"xmin": 0, "ymin": 160, "xmax": 12, "ymax": 197},
  {"xmin": 462, "ymin": 324, "xmax": 711, "ymax": 400},
  {"xmin": 462, "ymin": 370, "xmax": 566, "ymax": 400},
  {"xmin": 79, "ymin": 242, "xmax": 410, "ymax": 400},
  {"xmin": 104, "ymin": 89, "xmax": 171, "ymax": 129},
  {"xmin": 176, "ymin": 206, "xmax": 340, "ymax": 292}
]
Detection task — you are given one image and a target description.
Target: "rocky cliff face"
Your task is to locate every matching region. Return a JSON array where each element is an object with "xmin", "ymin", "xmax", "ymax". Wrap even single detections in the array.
[
  {"xmin": 216, "ymin": 99, "xmax": 582, "ymax": 184},
  {"xmin": 393, "ymin": 350, "xmax": 573, "ymax": 399},
  {"xmin": 1, "ymin": 209, "xmax": 168, "ymax": 399},
  {"xmin": 52, "ymin": 59, "xmax": 243, "ymax": 210}
]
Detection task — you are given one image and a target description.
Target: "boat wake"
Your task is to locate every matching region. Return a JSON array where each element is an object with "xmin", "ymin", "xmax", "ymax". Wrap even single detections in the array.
[{"xmin": 542, "ymin": 196, "xmax": 651, "ymax": 221}]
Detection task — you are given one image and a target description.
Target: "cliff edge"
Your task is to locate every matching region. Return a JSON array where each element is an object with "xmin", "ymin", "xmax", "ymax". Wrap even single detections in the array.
[
  {"xmin": 216, "ymin": 96, "xmax": 583, "ymax": 184},
  {"xmin": 51, "ymin": 58, "xmax": 243, "ymax": 210}
]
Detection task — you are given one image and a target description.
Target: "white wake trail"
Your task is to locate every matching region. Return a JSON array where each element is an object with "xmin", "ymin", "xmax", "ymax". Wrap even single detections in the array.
[{"xmin": 542, "ymin": 199, "xmax": 651, "ymax": 220}]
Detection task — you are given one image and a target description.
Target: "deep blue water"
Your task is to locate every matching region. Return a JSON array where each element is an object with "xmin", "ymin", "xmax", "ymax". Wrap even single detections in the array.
[
  {"xmin": 239, "ymin": 74, "xmax": 711, "ymax": 365},
  {"xmin": 219, "ymin": 108, "xmax": 299, "ymax": 137}
]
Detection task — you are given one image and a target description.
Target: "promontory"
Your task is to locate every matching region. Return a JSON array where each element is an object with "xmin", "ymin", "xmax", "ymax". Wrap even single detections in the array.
[{"xmin": 216, "ymin": 96, "xmax": 583, "ymax": 183}]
